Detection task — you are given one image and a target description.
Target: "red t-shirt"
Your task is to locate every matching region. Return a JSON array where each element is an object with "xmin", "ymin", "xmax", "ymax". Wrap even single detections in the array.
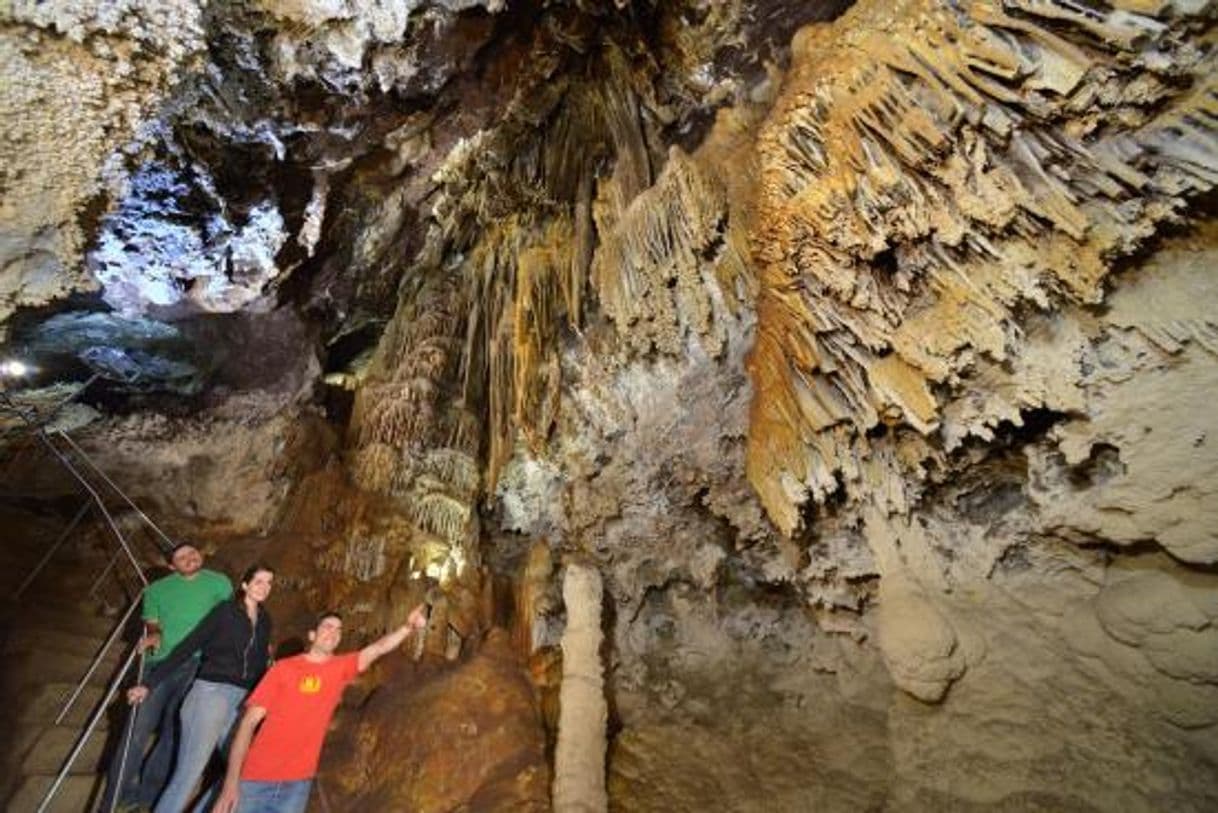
[{"xmin": 241, "ymin": 652, "xmax": 361, "ymax": 781}]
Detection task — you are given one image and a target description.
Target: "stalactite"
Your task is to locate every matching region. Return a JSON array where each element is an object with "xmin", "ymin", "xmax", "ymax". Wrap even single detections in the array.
[
  {"xmin": 600, "ymin": 47, "xmax": 653, "ymax": 205},
  {"xmin": 746, "ymin": 0, "xmax": 1218, "ymax": 535},
  {"xmin": 569, "ymin": 162, "xmax": 595, "ymax": 329},
  {"xmin": 358, "ymin": 380, "xmax": 437, "ymax": 449},
  {"xmin": 514, "ymin": 540, "xmax": 556, "ymax": 657},
  {"xmin": 406, "ymin": 491, "xmax": 473, "ymax": 545},
  {"xmin": 463, "ymin": 215, "xmax": 575, "ymax": 491},
  {"xmin": 422, "ymin": 448, "xmax": 480, "ymax": 499},
  {"xmin": 347, "ymin": 262, "xmax": 484, "ymax": 583},
  {"xmin": 350, "ymin": 441, "xmax": 398, "ymax": 494},
  {"xmin": 591, "ymin": 147, "xmax": 742, "ymax": 355}
]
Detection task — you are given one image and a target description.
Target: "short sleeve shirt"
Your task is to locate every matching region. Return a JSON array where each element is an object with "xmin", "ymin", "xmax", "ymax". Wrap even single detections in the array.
[
  {"xmin": 143, "ymin": 569, "xmax": 232, "ymax": 665},
  {"xmin": 241, "ymin": 652, "xmax": 362, "ymax": 782}
]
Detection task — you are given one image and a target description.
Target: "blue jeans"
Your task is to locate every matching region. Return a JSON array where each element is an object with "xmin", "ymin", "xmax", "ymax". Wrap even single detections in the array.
[
  {"xmin": 102, "ymin": 657, "xmax": 198, "ymax": 809},
  {"xmin": 235, "ymin": 780, "xmax": 313, "ymax": 813},
  {"xmin": 153, "ymin": 680, "xmax": 247, "ymax": 813}
]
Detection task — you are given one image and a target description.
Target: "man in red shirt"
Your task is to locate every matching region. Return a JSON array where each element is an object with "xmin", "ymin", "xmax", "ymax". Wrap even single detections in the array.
[{"xmin": 214, "ymin": 605, "xmax": 428, "ymax": 813}]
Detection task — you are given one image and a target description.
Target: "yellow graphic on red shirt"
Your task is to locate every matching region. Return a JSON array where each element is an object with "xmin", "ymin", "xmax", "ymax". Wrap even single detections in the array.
[{"xmin": 298, "ymin": 674, "xmax": 323, "ymax": 694}]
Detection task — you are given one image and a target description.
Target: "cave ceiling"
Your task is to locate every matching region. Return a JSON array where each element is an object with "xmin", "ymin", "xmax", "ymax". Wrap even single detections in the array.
[
  {"xmin": 4, "ymin": 0, "xmax": 1213, "ymax": 538},
  {"xmin": 1, "ymin": 0, "xmax": 851, "ymax": 415}
]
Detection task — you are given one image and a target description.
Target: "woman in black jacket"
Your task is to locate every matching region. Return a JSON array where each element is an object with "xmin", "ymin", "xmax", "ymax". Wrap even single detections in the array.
[{"xmin": 128, "ymin": 563, "xmax": 274, "ymax": 813}]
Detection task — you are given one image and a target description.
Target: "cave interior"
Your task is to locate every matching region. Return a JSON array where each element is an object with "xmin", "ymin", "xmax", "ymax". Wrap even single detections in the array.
[{"xmin": 1, "ymin": 0, "xmax": 1217, "ymax": 811}]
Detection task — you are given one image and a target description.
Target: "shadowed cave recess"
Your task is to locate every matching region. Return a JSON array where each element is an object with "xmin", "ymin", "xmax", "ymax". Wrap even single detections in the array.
[{"xmin": 2, "ymin": 0, "xmax": 1217, "ymax": 810}]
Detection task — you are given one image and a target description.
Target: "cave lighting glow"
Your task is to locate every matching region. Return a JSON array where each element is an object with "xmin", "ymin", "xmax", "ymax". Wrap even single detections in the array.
[{"xmin": 0, "ymin": 359, "xmax": 30, "ymax": 378}]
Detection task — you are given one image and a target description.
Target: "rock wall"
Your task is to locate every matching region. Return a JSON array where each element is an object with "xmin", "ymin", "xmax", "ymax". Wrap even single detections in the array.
[
  {"xmin": 468, "ymin": 3, "xmax": 1218, "ymax": 809},
  {"xmin": 0, "ymin": 0, "xmax": 206, "ymax": 331}
]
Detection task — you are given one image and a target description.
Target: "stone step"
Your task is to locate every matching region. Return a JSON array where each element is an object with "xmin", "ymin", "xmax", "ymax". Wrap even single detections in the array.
[
  {"xmin": 1, "ymin": 714, "xmax": 114, "ymax": 806},
  {"xmin": 6, "ymin": 772, "xmax": 101, "ymax": 813},
  {"xmin": 12, "ymin": 682, "xmax": 111, "ymax": 727},
  {"xmin": 5, "ymin": 648, "xmax": 128, "ymax": 688},
  {"xmin": 7, "ymin": 602, "xmax": 136, "ymax": 640},
  {"xmin": 3, "ymin": 723, "xmax": 55, "ymax": 787},
  {"xmin": 0, "ymin": 559, "xmax": 116, "ymax": 592},
  {"xmin": 2, "ymin": 627, "xmax": 128, "ymax": 663},
  {"xmin": 0, "ymin": 533, "xmax": 154, "ymax": 574},
  {"xmin": 21, "ymin": 725, "xmax": 109, "ymax": 775},
  {"xmin": 0, "ymin": 524, "xmax": 94, "ymax": 558},
  {"xmin": 0, "ymin": 545, "xmax": 68, "ymax": 570}
]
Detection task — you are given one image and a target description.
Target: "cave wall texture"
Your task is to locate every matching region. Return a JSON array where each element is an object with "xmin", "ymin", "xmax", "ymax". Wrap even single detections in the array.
[{"xmin": 2, "ymin": 0, "xmax": 1218, "ymax": 810}]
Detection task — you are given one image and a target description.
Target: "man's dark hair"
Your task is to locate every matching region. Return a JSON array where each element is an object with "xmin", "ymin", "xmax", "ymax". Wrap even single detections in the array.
[
  {"xmin": 168, "ymin": 541, "xmax": 200, "ymax": 559},
  {"xmin": 315, "ymin": 610, "xmax": 343, "ymax": 629}
]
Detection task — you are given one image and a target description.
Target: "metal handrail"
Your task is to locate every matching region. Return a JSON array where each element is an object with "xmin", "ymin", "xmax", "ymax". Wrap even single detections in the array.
[
  {"xmin": 55, "ymin": 596, "xmax": 143, "ymax": 725},
  {"xmin": 8, "ymin": 408, "xmax": 181, "ymax": 607},
  {"xmin": 6, "ymin": 421, "xmax": 179, "ymax": 812},
  {"xmin": 35, "ymin": 430, "xmax": 148, "ymax": 588},
  {"xmin": 55, "ymin": 430, "xmax": 177, "ymax": 553},
  {"xmin": 107, "ymin": 646, "xmax": 147, "ymax": 813},
  {"xmin": 35, "ymin": 638, "xmax": 144, "ymax": 813},
  {"xmin": 18, "ymin": 432, "xmax": 156, "ymax": 811}
]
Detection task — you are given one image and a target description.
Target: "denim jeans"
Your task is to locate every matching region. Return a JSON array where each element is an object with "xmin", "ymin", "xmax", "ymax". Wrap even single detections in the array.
[
  {"xmin": 235, "ymin": 779, "xmax": 313, "ymax": 813},
  {"xmin": 153, "ymin": 680, "xmax": 247, "ymax": 813},
  {"xmin": 101, "ymin": 657, "xmax": 198, "ymax": 809}
]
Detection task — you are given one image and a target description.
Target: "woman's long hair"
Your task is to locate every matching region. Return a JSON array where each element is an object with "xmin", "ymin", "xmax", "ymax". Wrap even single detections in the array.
[{"xmin": 238, "ymin": 563, "xmax": 275, "ymax": 604}]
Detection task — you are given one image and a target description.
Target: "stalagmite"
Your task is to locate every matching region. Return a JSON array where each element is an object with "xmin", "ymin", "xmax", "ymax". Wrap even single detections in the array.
[{"xmin": 553, "ymin": 563, "xmax": 608, "ymax": 813}]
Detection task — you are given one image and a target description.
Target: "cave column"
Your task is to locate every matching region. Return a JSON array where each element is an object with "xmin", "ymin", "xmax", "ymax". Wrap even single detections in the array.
[{"xmin": 552, "ymin": 562, "xmax": 608, "ymax": 813}]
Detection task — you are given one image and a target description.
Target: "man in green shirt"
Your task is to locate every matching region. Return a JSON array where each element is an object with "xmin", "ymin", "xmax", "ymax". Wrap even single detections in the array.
[{"xmin": 102, "ymin": 542, "xmax": 232, "ymax": 812}]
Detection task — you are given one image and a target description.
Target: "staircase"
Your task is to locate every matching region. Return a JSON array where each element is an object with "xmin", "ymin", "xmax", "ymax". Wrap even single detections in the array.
[
  {"xmin": 0, "ymin": 430, "xmax": 168, "ymax": 813},
  {"xmin": 0, "ymin": 505, "xmax": 133, "ymax": 811}
]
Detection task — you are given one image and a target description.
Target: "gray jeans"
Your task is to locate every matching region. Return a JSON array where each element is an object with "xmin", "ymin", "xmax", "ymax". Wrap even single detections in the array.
[{"xmin": 101, "ymin": 657, "xmax": 198, "ymax": 809}]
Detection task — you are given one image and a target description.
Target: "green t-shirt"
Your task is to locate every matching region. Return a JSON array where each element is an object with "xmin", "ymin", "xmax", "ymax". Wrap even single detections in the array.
[{"xmin": 142, "ymin": 569, "xmax": 232, "ymax": 665}]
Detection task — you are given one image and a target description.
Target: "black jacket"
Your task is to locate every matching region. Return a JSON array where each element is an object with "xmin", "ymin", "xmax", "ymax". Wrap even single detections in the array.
[{"xmin": 148, "ymin": 600, "xmax": 272, "ymax": 690}]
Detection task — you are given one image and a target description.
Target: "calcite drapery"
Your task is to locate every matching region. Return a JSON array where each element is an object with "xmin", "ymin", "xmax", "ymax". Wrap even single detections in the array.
[
  {"xmin": 592, "ymin": 146, "xmax": 750, "ymax": 357},
  {"xmin": 745, "ymin": 0, "xmax": 1218, "ymax": 535},
  {"xmin": 351, "ymin": 270, "xmax": 482, "ymax": 581}
]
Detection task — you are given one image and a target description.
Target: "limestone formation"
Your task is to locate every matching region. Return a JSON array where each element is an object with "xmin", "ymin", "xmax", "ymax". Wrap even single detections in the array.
[
  {"xmin": 747, "ymin": 0, "xmax": 1218, "ymax": 536},
  {"xmin": 553, "ymin": 563, "xmax": 608, "ymax": 813},
  {"xmin": 0, "ymin": 1, "xmax": 207, "ymax": 332},
  {"xmin": 874, "ymin": 576, "xmax": 964, "ymax": 703}
]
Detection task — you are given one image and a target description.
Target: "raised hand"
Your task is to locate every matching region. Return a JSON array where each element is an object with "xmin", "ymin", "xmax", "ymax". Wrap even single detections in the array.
[{"xmin": 407, "ymin": 604, "xmax": 428, "ymax": 631}]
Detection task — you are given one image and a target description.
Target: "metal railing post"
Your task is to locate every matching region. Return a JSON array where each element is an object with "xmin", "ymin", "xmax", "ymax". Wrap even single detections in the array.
[
  {"xmin": 35, "ymin": 643, "xmax": 142, "ymax": 813},
  {"xmin": 13, "ymin": 500, "xmax": 92, "ymax": 599},
  {"xmin": 108, "ymin": 647, "xmax": 146, "ymax": 813}
]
